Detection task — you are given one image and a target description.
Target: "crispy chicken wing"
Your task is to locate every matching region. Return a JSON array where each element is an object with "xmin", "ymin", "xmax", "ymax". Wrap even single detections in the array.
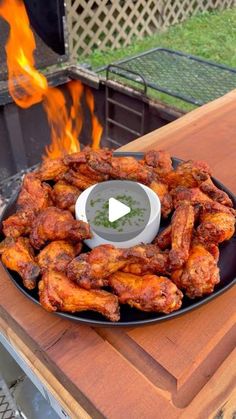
[
  {"xmin": 149, "ymin": 180, "xmax": 173, "ymax": 218},
  {"xmin": 17, "ymin": 172, "xmax": 53, "ymax": 211},
  {"xmin": 67, "ymin": 243, "xmax": 169, "ymax": 289},
  {"xmin": 78, "ymin": 163, "xmax": 109, "ymax": 182},
  {"xmin": 195, "ymin": 173, "xmax": 233, "ymax": 207},
  {"xmin": 30, "ymin": 207, "xmax": 91, "ymax": 249},
  {"xmin": 144, "ymin": 150, "xmax": 173, "ymax": 178},
  {"xmin": 171, "ymin": 242, "xmax": 220, "ymax": 298},
  {"xmin": 52, "ymin": 180, "xmax": 81, "ymax": 213},
  {"xmin": 63, "ymin": 170, "xmax": 97, "ymax": 190},
  {"xmin": 3, "ymin": 173, "xmax": 53, "ymax": 238},
  {"xmin": 197, "ymin": 202, "xmax": 235, "ymax": 244},
  {"xmin": 37, "ymin": 240, "xmax": 80, "ymax": 273},
  {"xmin": 166, "ymin": 160, "xmax": 211, "ymax": 189},
  {"xmin": 67, "ymin": 244, "xmax": 126, "ymax": 289},
  {"xmin": 109, "ymin": 272, "xmax": 183, "ymax": 314},
  {"xmin": 63, "ymin": 147, "xmax": 111, "ymax": 166},
  {"xmin": 0, "ymin": 237, "xmax": 40, "ymax": 289},
  {"xmin": 169, "ymin": 203, "xmax": 195, "ymax": 269},
  {"xmin": 124, "ymin": 244, "xmax": 169, "ymax": 275},
  {"xmin": 39, "ymin": 270, "xmax": 120, "ymax": 322},
  {"xmin": 2, "ymin": 207, "xmax": 35, "ymax": 238},
  {"xmin": 37, "ymin": 157, "xmax": 69, "ymax": 181},
  {"xmin": 171, "ymin": 186, "xmax": 212, "ymax": 208},
  {"xmin": 89, "ymin": 155, "xmax": 153, "ymax": 184}
]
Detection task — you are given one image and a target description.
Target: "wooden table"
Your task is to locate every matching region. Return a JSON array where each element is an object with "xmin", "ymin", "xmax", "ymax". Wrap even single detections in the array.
[{"xmin": 1, "ymin": 91, "xmax": 236, "ymax": 419}]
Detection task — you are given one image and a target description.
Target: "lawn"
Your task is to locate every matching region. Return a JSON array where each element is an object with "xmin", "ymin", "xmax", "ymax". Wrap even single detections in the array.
[{"xmin": 80, "ymin": 8, "xmax": 236, "ymax": 111}]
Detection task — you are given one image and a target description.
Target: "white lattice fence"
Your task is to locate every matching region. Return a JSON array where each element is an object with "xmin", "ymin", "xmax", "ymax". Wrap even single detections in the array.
[{"xmin": 67, "ymin": 0, "xmax": 236, "ymax": 58}]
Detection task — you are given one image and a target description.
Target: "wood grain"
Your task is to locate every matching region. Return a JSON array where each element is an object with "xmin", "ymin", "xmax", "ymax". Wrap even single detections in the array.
[{"xmin": 1, "ymin": 90, "xmax": 236, "ymax": 418}]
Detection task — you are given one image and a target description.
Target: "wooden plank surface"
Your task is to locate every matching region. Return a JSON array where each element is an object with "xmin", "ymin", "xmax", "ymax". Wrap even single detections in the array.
[{"xmin": 1, "ymin": 90, "xmax": 236, "ymax": 418}]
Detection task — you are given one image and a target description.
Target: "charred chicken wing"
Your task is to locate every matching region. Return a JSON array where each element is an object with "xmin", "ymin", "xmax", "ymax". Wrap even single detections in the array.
[
  {"xmin": 67, "ymin": 244, "xmax": 169, "ymax": 289},
  {"xmin": 124, "ymin": 244, "xmax": 169, "ymax": 275},
  {"xmin": 67, "ymin": 244, "xmax": 127, "ymax": 289},
  {"xmin": 63, "ymin": 169, "xmax": 97, "ymax": 190},
  {"xmin": 171, "ymin": 186, "xmax": 213, "ymax": 208},
  {"xmin": 37, "ymin": 157, "xmax": 69, "ymax": 181},
  {"xmin": 39, "ymin": 270, "xmax": 120, "ymax": 321},
  {"xmin": 17, "ymin": 172, "xmax": 53, "ymax": 212},
  {"xmin": 2, "ymin": 207, "xmax": 35, "ymax": 238},
  {"xmin": 171, "ymin": 242, "xmax": 220, "ymax": 298},
  {"xmin": 52, "ymin": 180, "xmax": 81, "ymax": 213},
  {"xmin": 197, "ymin": 202, "xmax": 235, "ymax": 244},
  {"xmin": 30, "ymin": 207, "xmax": 91, "ymax": 249},
  {"xmin": 109, "ymin": 272, "xmax": 183, "ymax": 314},
  {"xmin": 37, "ymin": 240, "xmax": 80, "ymax": 273},
  {"xmin": 195, "ymin": 173, "xmax": 233, "ymax": 207},
  {"xmin": 166, "ymin": 160, "xmax": 211, "ymax": 189},
  {"xmin": 144, "ymin": 150, "xmax": 173, "ymax": 178},
  {"xmin": 169, "ymin": 203, "xmax": 195, "ymax": 269},
  {"xmin": 0, "ymin": 237, "xmax": 40, "ymax": 289}
]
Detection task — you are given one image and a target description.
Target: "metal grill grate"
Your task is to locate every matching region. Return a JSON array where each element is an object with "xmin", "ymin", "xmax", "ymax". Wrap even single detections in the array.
[{"xmin": 99, "ymin": 48, "xmax": 236, "ymax": 105}]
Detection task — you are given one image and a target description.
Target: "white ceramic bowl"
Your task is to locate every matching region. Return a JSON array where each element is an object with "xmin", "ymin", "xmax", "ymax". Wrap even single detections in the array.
[{"xmin": 75, "ymin": 182, "xmax": 161, "ymax": 249}]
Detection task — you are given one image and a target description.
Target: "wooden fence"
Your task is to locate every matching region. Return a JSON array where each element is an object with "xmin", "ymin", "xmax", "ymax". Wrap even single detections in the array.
[{"xmin": 66, "ymin": 0, "xmax": 236, "ymax": 58}]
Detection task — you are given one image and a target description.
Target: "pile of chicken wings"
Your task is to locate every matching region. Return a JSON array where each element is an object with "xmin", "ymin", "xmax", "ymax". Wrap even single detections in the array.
[{"xmin": 0, "ymin": 147, "xmax": 235, "ymax": 321}]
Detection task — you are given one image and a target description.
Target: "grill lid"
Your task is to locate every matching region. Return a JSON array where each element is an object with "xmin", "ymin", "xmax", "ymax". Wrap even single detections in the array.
[{"xmin": 23, "ymin": 0, "xmax": 65, "ymax": 55}]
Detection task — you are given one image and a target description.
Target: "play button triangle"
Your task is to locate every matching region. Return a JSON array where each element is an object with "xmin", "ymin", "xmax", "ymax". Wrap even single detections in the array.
[{"xmin": 108, "ymin": 197, "xmax": 131, "ymax": 223}]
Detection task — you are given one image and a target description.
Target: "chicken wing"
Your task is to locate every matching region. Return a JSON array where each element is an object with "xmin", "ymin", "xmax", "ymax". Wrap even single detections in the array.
[
  {"xmin": 144, "ymin": 150, "xmax": 173, "ymax": 178},
  {"xmin": 37, "ymin": 240, "xmax": 80, "ymax": 273},
  {"xmin": 39, "ymin": 270, "xmax": 120, "ymax": 322},
  {"xmin": 2, "ymin": 207, "xmax": 35, "ymax": 238},
  {"xmin": 67, "ymin": 244, "xmax": 126, "ymax": 289},
  {"xmin": 67, "ymin": 243, "xmax": 169, "ymax": 289},
  {"xmin": 197, "ymin": 202, "xmax": 235, "ymax": 244},
  {"xmin": 0, "ymin": 237, "xmax": 40, "ymax": 289},
  {"xmin": 78, "ymin": 163, "xmax": 109, "ymax": 182},
  {"xmin": 63, "ymin": 170, "xmax": 97, "ymax": 190},
  {"xmin": 171, "ymin": 186, "xmax": 212, "ymax": 208},
  {"xmin": 17, "ymin": 172, "xmax": 53, "ymax": 211},
  {"xmin": 195, "ymin": 173, "xmax": 233, "ymax": 207},
  {"xmin": 124, "ymin": 244, "xmax": 169, "ymax": 275},
  {"xmin": 149, "ymin": 180, "xmax": 173, "ymax": 218},
  {"xmin": 171, "ymin": 242, "xmax": 220, "ymax": 298},
  {"xmin": 52, "ymin": 180, "xmax": 81, "ymax": 213},
  {"xmin": 166, "ymin": 160, "xmax": 211, "ymax": 189},
  {"xmin": 109, "ymin": 272, "xmax": 183, "ymax": 314},
  {"xmin": 37, "ymin": 157, "xmax": 69, "ymax": 181},
  {"xmin": 169, "ymin": 203, "xmax": 195, "ymax": 269},
  {"xmin": 30, "ymin": 207, "xmax": 91, "ymax": 249},
  {"xmin": 63, "ymin": 147, "xmax": 111, "ymax": 166},
  {"xmin": 89, "ymin": 155, "xmax": 153, "ymax": 184}
]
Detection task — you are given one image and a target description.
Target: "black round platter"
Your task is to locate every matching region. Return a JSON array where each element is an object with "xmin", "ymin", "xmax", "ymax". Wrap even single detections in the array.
[{"xmin": 1, "ymin": 151, "xmax": 236, "ymax": 327}]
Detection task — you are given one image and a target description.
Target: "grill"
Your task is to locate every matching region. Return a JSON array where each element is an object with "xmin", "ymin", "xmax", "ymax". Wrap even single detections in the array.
[{"xmin": 98, "ymin": 48, "xmax": 236, "ymax": 106}]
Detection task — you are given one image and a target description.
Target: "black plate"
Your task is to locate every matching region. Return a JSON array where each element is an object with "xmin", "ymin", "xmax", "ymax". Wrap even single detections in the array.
[{"xmin": 1, "ymin": 152, "xmax": 236, "ymax": 327}]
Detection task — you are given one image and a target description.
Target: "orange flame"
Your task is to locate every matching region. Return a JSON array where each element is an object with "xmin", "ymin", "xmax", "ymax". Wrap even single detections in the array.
[
  {"xmin": 0, "ymin": 0, "xmax": 47, "ymax": 108},
  {"xmin": 86, "ymin": 88, "xmax": 103, "ymax": 150},
  {"xmin": 0, "ymin": 0, "xmax": 102, "ymax": 158},
  {"xmin": 44, "ymin": 82, "xmax": 83, "ymax": 159}
]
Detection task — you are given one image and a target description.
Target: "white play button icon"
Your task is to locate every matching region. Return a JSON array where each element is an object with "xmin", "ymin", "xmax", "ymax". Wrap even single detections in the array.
[{"xmin": 108, "ymin": 197, "xmax": 131, "ymax": 223}]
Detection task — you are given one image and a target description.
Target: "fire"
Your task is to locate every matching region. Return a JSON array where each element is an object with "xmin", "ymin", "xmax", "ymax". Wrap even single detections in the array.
[
  {"xmin": 0, "ymin": 0, "xmax": 47, "ymax": 108},
  {"xmin": 44, "ymin": 82, "xmax": 83, "ymax": 159},
  {"xmin": 86, "ymin": 88, "xmax": 103, "ymax": 150},
  {"xmin": 0, "ymin": 0, "xmax": 102, "ymax": 158}
]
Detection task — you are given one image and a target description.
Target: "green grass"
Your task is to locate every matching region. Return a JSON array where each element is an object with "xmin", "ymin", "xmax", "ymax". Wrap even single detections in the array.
[{"xmin": 79, "ymin": 8, "xmax": 236, "ymax": 111}]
